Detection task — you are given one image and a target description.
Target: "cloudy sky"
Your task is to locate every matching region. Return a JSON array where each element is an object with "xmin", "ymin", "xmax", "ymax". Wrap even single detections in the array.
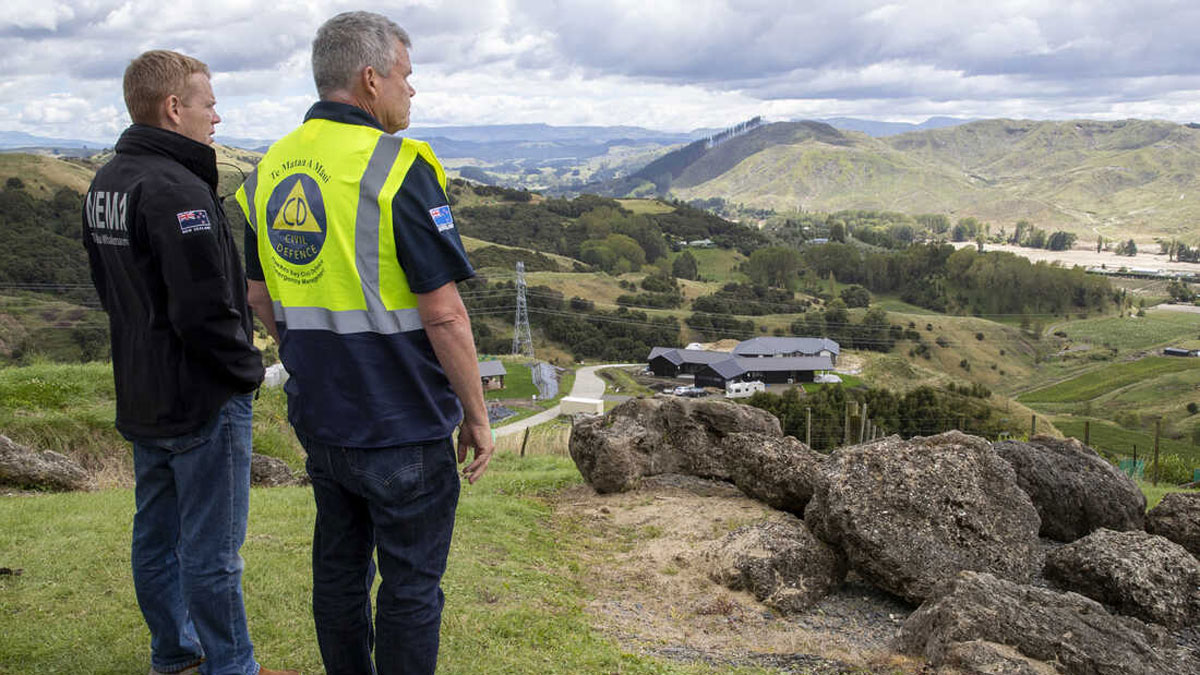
[{"xmin": 3, "ymin": 0, "xmax": 1200, "ymax": 143}]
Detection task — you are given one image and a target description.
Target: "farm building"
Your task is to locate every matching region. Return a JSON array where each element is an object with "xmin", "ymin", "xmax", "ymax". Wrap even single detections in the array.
[
  {"xmin": 733, "ymin": 337, "xmax": 840, "ymax": 366},
  {"xmin": 478, "ymin": 360, "xmax": 507, "ymax": 389},
  {"xmin": 647, "ymin": 347, "xmax": 733, "ymax": 377},
  {"xmin": 694, "ymin": 356, "xmax": 835, "ymax": 388}
]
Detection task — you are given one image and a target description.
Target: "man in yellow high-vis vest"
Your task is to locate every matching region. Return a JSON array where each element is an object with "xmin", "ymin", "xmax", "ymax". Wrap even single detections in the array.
[{"xmin": 235, "ymin": 11, "xmax": 493, "ymax": 674}]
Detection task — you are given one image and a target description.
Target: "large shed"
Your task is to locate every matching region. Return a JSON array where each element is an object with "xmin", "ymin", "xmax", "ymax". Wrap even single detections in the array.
[
  {"xmin": 647, "ymin": 347, "xmax": 733, "ymax": 377},
  {"xmin": 732, "ymin": 337, "xmax": 840, "ymax": 366},
  {"xmin": 694, "ymin": 355, "xmax": 835, "ymax": 388}
]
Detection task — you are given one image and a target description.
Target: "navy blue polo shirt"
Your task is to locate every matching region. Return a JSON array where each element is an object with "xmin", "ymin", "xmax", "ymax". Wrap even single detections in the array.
[{"xmin": 246, "ymin": 101, "xmax": 475, "ymax": 447}]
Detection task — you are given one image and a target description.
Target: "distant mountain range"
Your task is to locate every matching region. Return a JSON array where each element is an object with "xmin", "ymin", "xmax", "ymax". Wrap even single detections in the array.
[
  {"xmin": 9, "ymin": 116, "xmax": 1198, "ymax": 239},
  {"xmin": 1, "ymin": 117, "xmax": 972, "ymax": 160},
  {"xmin": 598, "ymin": 117, "xmax": 1200, "ymax": 238},
  {"xmin": 0, "ymin": 131, "xmax": 107, "ymax": 154}
]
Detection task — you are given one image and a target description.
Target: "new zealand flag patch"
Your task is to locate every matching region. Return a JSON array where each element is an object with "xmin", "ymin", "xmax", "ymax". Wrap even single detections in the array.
[
  {"xmin": 428, "ymin": 205, "xmax": 455, "ymax": 232},
  {"xmin": 176, "ymin": 209, "xmax": 212, "ymax": 234}
]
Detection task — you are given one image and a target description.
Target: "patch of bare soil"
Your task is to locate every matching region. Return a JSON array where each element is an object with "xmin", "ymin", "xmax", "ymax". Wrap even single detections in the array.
[{"xmin": 552, "ymin": 474, "xmax": 926, "ymax": 674}]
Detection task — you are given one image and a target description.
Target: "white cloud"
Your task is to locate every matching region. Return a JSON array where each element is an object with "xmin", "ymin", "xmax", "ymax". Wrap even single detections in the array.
[{"xmin": 3, "ymin": 0, "xmax": 1200, "ymax": 142}]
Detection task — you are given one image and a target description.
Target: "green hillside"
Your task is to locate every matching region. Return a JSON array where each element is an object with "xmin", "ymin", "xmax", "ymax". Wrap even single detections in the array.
[{"xmin": 654, "ymin": 119, "xmax": 1200, "ymax": 240}]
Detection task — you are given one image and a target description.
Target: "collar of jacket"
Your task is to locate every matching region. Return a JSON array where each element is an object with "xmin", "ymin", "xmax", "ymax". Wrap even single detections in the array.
[
  {"xmin": 114, "ymin": 124, "xmax": 219, "ymax": 191},
  {"xmin": 303, "ymin": 100, "xmax": 386, "ymax": 132}
]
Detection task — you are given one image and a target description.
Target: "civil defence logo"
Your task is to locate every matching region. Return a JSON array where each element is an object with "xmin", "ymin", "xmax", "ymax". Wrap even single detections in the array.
[{"xmin": 266, "ymin": 173, "xmax": 326, "ymax": 265}]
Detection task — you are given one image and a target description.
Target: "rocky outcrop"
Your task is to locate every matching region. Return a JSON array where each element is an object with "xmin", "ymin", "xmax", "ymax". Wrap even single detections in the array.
[
  {"xmin": 804, "ymin": 431, "xmax": 1041, "ymax": 603},
  {"xmin": 570, "ymin": 398, "xmax": 828, "ymax": 512},
  {"xmin": 250, "ymin": 453, "xmax": 304, "ymax": 487},
  {"xmin": 1146, "ymin": 492, "xmax": 1200, "ymax": 559},
  {"xmin": 705, "ymin": 518, "xmax": 846, "ymax": 614},
  {"xmin": 994, "ymin": 436, "xmax": 1144, "ymax": 541},
  {"xmin": 1044, "ymin": 528, "xmax": 1200, "ymax": 629},
  {"xmin": 0, "ymin": 434, "xmax": 91, "ymax": 491},
  {"xmin": 715, "ymin": 432, "xmax": 825, "ymax": 514},
  {"xmin": 941, "ymin": 641, "xmax": 1059, "ymax": 675},
  {"xmin": 896, "ymin": 571, "xmax": 1197, "ymax": 675}
]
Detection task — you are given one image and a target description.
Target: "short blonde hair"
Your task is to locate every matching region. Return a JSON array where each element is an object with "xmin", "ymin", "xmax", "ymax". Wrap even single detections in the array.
[{"xmin": 123, "ymin": 50, "xmax": 211, "ymax": 125}]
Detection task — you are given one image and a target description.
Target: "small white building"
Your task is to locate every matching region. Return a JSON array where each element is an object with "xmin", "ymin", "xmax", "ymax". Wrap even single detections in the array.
[
  {"xmin": 725, "ymin": 380, "xmax": 765, "ymax": 398},
  {"xmin": 561, "ymin": 396, "xmax": 604, "ymax": 415}
]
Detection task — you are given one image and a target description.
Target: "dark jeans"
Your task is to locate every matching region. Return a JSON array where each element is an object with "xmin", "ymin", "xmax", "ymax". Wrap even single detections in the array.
[
  {"xmin": 127, "ymin": 394, "xmax": 258, "ymax": 675},
  {"xmin": 298, "ymin": 434, "xmax": 460, "ymax": 675}
]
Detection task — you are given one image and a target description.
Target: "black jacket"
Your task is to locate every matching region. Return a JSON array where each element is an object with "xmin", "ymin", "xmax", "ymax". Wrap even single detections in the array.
[{"xmin": 83, "ymin": 124, "xmax": 263, "ymax": 438}]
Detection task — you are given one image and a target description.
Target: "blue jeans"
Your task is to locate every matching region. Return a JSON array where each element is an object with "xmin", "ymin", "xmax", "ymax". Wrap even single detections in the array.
[
  {"xmin": 128, "ymin": 394, "xmax": 258, "ymax": 675},
  {"xmin": 297, "ymin": 434, "xmax": 460, "ymax": 675}
]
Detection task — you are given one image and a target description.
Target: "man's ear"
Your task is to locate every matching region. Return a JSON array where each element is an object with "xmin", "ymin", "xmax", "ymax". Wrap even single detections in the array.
[
  {"xmin": 161, "ymin": 93, "xmax": 183, "ymax": 128},
  {"xmin": 360, "ymin": 65, "xmax": 380, "ymax": 99}
]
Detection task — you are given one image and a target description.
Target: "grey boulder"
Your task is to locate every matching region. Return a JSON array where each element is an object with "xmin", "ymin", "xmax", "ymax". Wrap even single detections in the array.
[
  {"xmin": 941, "ymin": 641, "xmax": 1059, "ymax": 675},
  {"xmin": 568, "ymin": 397, "xmax": 797, "ymax": 496},
  {"xmin": 250, "ymin": 453, "xmax": 304, "ymax": 487},
  {"xmin": 896, "ymin": 570, "xmax": 1197, "ymax": 675},
  {"xmin": 0, "ymin": 434, "xmax": 91, "ymax": 491},
  {"xmin": 1146, "ymin": 492, "xmax": 1200, "ymax": 559},
  {"xmin": 705, "ymin": 517, "xmax": 846, "ymax": 614},
  {"xmin": 1044, "ymin": 528, "xmax": 1200, "ymax": 629},
  {"xmin": 805, "ymin": 431, "xmax": 1041, "ymax": 602},
  {"xmin": 994, "ymin": 435, "xmax": 1144, "ymax": 542}
]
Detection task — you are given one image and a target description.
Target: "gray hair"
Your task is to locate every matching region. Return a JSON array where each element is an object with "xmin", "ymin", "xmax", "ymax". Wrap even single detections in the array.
[{"xmin": 312, "ymin": 11, "xmax": 411, "ymax": 99}]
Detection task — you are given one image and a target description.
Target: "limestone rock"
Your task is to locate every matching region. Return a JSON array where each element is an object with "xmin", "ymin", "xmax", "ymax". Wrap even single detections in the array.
[
  {"xmin": 568, "ymin": 397, "xmax": 781, "ymax": 494},
  {"xmin": 994, "ymin": 435, "xmax": 1144, "ymax": 542},
  {"xmin": 804, "ymin": 431, "xmax": 1041, "ymax": 602},
  {"xmin": 705, "ymin": 517, "xmax": 846, "ymax": 614},
  {"xmin": 250, "ymin": 453, "xmax": 303, "ymax": 487},
  {"xmin": 896, "ymin": 571, "xmax": 1196, "ymax": 675},
  {"xmin": 1146, "ymin": 492, "xmax": 1200, "ymax": 559},
  {"xmin": 941, "ymin": 641, "xmax": 1059, "ymax": 675},
  {"xmin": 716, "ymin": 432, "xmax": 825, "ymax": 515},
  {"xmin": 1044, "ymin": 528, "xmax": 1200, "ymax": 629},
  {"xmin": 0, "ymin": 434, "xmax": 91, "ymax": 491}
]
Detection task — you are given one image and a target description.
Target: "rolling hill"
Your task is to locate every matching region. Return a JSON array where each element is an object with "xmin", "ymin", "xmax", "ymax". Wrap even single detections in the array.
[{"xmin": 601, "ymin": 118, "xmax": 1200, "ymax": 240}]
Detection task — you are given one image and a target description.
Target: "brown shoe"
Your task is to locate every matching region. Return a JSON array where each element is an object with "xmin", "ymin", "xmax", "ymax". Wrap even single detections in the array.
[{"xmin": 258, "ymin": 669, "xmax": 300, "ymax": 675}]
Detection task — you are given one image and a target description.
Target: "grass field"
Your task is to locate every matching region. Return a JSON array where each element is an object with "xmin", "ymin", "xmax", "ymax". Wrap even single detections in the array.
[
  {"xmin": 0, "ymin": 453, "xmax": 771, "ymax": 674},
  {"xmin": 669, "ymin": 248, "xmax": 749, "ymax": 284},
  {"xmin": 1018, "ymin": 357, "xmax": 1200, "ymax": 404},
  {"xmin": 1052, "ymin": 416, "xmax": 1198, "ymax": 485},
  {"xmin": 1049, "ymin": 309, "xmax": 1200, "ymax": 352}
]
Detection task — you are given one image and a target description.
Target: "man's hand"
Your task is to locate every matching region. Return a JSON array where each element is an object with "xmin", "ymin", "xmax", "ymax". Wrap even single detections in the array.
[{"xmin": 456, "ymin": 420, "xmax": 494, "ymax": 484}]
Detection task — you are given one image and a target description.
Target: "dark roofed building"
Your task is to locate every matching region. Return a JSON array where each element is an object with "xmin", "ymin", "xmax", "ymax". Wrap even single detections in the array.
[
  {"xmin": 733, "ymin": 337, "xmax": 840, "ymax": 365},
  {"xmin": 647, "ymin": 347, "xmax": 734, "ymax": 377},
  {"xmin": 695, "ymin": 355, "xmax": 835, "ymax": 388}
]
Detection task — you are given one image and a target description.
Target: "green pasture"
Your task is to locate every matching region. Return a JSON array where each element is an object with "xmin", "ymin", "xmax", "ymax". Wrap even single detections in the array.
[
  {"xmin": 1049, "ymin": 309, "xmax": 1200, "ymax": 352},
  {"xmin": 1018, "ymin": 356, "xmax": 1200, "ymax": 404},
  {"xmin": 669, "ymin": 247, "xmax": 748, "ymax": 284}
]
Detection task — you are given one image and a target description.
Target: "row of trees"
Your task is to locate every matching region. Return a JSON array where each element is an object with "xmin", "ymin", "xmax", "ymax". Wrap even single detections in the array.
[
  {"xmin": 455, "ymin": 195, "xmax": 767, "ymax": 276},
  {"xmin": 741, "ymin": 242, "xmax": 1115, "ymax": 316},
  {"xmin": 461, "ymin": 275, "xmax": 679, "ymax": 361}
]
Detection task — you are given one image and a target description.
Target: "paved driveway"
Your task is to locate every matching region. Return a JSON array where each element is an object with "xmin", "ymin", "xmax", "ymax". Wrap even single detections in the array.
[{"xmin": 493, "ymin": 363, "xmax": 640, "ymax": 437}]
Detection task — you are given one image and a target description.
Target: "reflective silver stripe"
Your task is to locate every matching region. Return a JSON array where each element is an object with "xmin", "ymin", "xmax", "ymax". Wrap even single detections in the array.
[
  {"xmin": 242, "ymin": 167, "xmax": 259, "ymax": 232},
  {"xmin": 273, "ymin": 302, "xmax": 423, "ymax": 335},
  {"xmin": 356, "ymin": 135, "xmax": 404, "ymax": 317}
]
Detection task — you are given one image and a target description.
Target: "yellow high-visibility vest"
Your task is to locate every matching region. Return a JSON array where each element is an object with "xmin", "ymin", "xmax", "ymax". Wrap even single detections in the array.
[{"xmin": 234, "ymin": 118, "xmax": 449, "ymax": 335}]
